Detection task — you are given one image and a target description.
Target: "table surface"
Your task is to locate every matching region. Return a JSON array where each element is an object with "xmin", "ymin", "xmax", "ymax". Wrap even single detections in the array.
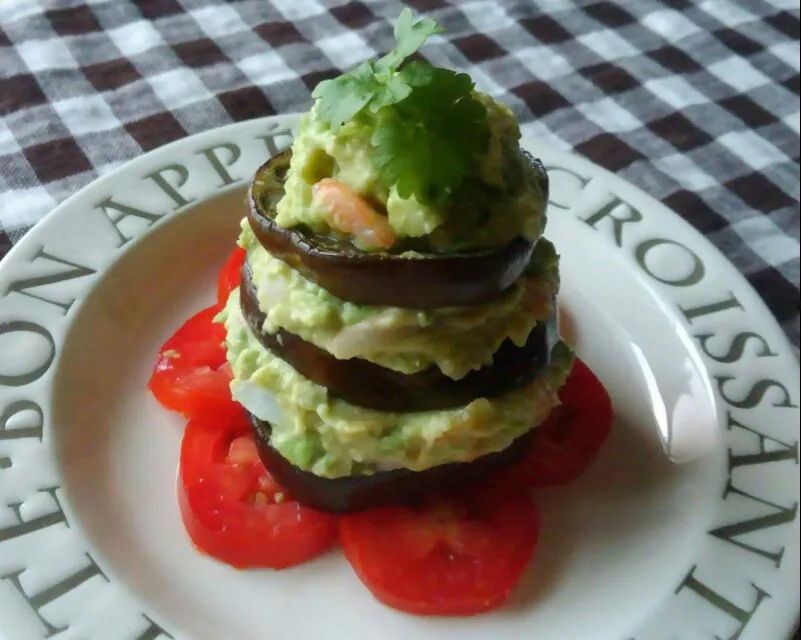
[{"xmin": 0, "ymin": 0, "xmax": 799, "ymax": 638}]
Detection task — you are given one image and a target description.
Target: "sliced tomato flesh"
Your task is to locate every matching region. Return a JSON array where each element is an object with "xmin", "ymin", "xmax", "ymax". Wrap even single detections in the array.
[
  {"xmin": 178, "ymin": 411, "xmax": 339, "ymax": 569},
  {"xmin": 217, "ymin": 247, "xmax": 246, "ymax": 306},
  {"xmin": 148, "ymin": 305, "xmax": 236, "ymax": 420},
  {"xmin": 339, "ymin": 483, "xmax": 540, "ymax": 616},
  {"xmin": 499, "ymin": 357, "xmax": 613, "ymax": 488}
]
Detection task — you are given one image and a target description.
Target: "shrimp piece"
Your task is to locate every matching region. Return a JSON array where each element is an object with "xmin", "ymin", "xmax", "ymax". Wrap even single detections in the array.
[{"xmin": 312, "ymin": 178, "xmax": 396, "ymax": 250}]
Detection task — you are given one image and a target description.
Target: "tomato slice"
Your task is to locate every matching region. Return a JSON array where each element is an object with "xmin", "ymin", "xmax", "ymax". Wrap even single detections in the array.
[
  {"xmin": 217, "ymin": 247, "xmax": 246, "ymax": 306},
  {"xmin": 178, "ymin": 411, "xmax": 339, "ymax": 569},
  {"xmin": 148, "ymin": 305, "xmax": 236, "ymax": 420},
  {"xmin": 499, "ymin": 357, "xmax": 613, "ymax": 488},
  {"xmin": 339, "ymin": 484, "xmax": 540, "ymax": 615}
]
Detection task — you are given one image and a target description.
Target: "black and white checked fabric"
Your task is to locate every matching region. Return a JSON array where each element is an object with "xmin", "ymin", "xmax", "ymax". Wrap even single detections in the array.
[{"xmin": 1, "ymin": 0, "xmax": 799, "ymax": 352}]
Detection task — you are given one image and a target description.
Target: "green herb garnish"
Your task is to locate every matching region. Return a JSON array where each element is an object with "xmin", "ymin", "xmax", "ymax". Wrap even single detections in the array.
[{"xmin": 312, "ymin": 9, "xmax": 490, "ymax": 205}]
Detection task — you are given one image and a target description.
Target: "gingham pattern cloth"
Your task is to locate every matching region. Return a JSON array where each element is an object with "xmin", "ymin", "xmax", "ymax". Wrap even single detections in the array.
[
  {"xmin": 1, "ymin": 0, "xmax": 799, "ymax": 355},
  {"xmin": 0, "ymin": 0, "xmax": 799, "ymax": 637}
]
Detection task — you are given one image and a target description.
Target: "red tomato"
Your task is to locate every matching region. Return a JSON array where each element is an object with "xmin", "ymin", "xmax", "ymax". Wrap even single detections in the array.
[
  {"xmin": 339, "ymin": 484, "xmax": 540, "ymax": 615},
  {"xmin": 500, "ymin": 357, "xmax": 613, "ymax": 488},
  {"xmin": 148, "ymin": 306, "xmax": 236, "ymax": 420},
  {"xmin": 178, "ymin": 412, "xmax": 339, "ymax": 569},
  {"xmin": 217, "ymin": 247, "xmax": 246, "ymax": 306}
]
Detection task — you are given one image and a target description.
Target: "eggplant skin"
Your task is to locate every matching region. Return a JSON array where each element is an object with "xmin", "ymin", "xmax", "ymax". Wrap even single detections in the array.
[
  {"xmin": 246, "ymin": 149, "xmax": 547, "ymax": 309},
  {"xmin": 249, "ymin": 412, "xmax": 533, "ymax": 513},
  {"xmin": 240, "ymin": 261, "xmax": 557, "ymax": 412}
]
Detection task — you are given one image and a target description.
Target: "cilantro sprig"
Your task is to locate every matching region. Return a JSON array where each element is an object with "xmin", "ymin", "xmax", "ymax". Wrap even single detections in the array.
[
  {"xmin": 311, "ymin": 9, "xmax": 490, "ymax": 206},
  {"xmin": 312, "ymin": 10, "xmax": 443, "ymax": 130}
]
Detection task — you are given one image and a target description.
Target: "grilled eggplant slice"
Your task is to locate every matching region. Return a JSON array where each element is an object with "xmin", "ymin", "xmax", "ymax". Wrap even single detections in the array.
[
  {"xmin": 240, "ymin": 260, "xmax": 557, "ymax": 412},
  {"xmin": 246, "ymin": 149, "xmax": 549, "ymax": 309},
  {"xmin": 249, "ymin": 413, "xmax": 533, "ymax": 513}
]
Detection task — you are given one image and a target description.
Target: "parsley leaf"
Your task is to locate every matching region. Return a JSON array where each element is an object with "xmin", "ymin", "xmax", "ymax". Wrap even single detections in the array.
[
  {"xmin": 312, "ymin": 9, "xmax": 441, "ymax": 131},
  {"xmin": 368, "ymin": 73, "xmax": 413, "ymax": 112},
  {"xmin": 312, "ymin": 10, "xmax": 491, "ymax": 204},
  {"xmin": 376, "ymin": 9, "xmax": 443, "ymax": 73},
  {"xmin": 372, "ymin": 63, "xmax": 489, "ymax": 205},
  {"xmin": 312, "ymin": 60, "xmax": 381, "ymax": 132}
]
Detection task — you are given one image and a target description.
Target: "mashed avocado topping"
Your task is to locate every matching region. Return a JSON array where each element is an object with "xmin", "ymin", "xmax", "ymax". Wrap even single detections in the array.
[
  {"xmin": 239, "ymin": 219, "xmax": 560, "ymax": 379},
  {"xmin": 221, "ymin": 290, "xmax": 574, "ymax": 478},
  {"xmin": 272, "ymin": 98, "xmax": 546, "ymax": 252},
  {"xmin": 269, "ymin": 11, "xmax": 547, "ymax": 252}
]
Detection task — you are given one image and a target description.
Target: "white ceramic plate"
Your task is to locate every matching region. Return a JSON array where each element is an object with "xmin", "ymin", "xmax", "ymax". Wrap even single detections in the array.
[{"xmin": 0, "ymin": 115, "xmax": 798, "ymax": 640}]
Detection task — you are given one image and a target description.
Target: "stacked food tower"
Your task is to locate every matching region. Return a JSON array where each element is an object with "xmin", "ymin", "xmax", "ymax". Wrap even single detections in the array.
[{"xmin": 217, "ymin": 11, "xmax": 574, "ymax": 512}]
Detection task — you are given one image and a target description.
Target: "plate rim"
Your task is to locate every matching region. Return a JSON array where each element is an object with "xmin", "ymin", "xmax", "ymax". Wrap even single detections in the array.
[
  {"xmin": 2, "ymin": 114, "xmax": 798, "ymax": 365},
  {"xmin": 0, "ymin": 113, "xmax": 798, "ymax": 640}
]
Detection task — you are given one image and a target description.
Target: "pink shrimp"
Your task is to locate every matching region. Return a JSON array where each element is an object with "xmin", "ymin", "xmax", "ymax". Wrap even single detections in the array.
[{"xmin": 312, "ymin": 178, "xmax": 396, "ymax": 250}]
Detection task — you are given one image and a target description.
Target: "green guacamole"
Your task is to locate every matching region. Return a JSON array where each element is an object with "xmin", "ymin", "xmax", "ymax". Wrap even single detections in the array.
[
  {"xmin": 221, "ymin": 290, "xmax": 574, "ymax": 478},
  {"xmin": 271, "ymin": 93, "xmax": 547, "ymax": 252},
  {"xmin": 239, "ymin": 219, "xmax": 560, "ymax": 380}
]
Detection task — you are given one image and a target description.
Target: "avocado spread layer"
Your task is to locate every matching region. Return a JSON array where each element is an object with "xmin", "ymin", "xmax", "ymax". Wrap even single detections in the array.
[
  {"xmin": 221, "ymin": 289, "xmax": 574, "ymax": 478},
  {"xmin": 238, "ymin": 219, "xmax": 560, "ymax": 380}
]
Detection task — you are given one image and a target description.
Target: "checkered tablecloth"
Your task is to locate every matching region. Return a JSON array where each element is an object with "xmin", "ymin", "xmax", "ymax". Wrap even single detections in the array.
[
  {"xmin": 0, "ymin": 5, "xmax": 800, "ymax": 638},
  {"xmin": 1, "ymin": 0, "xmax": 799, "ymax": 353}
]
